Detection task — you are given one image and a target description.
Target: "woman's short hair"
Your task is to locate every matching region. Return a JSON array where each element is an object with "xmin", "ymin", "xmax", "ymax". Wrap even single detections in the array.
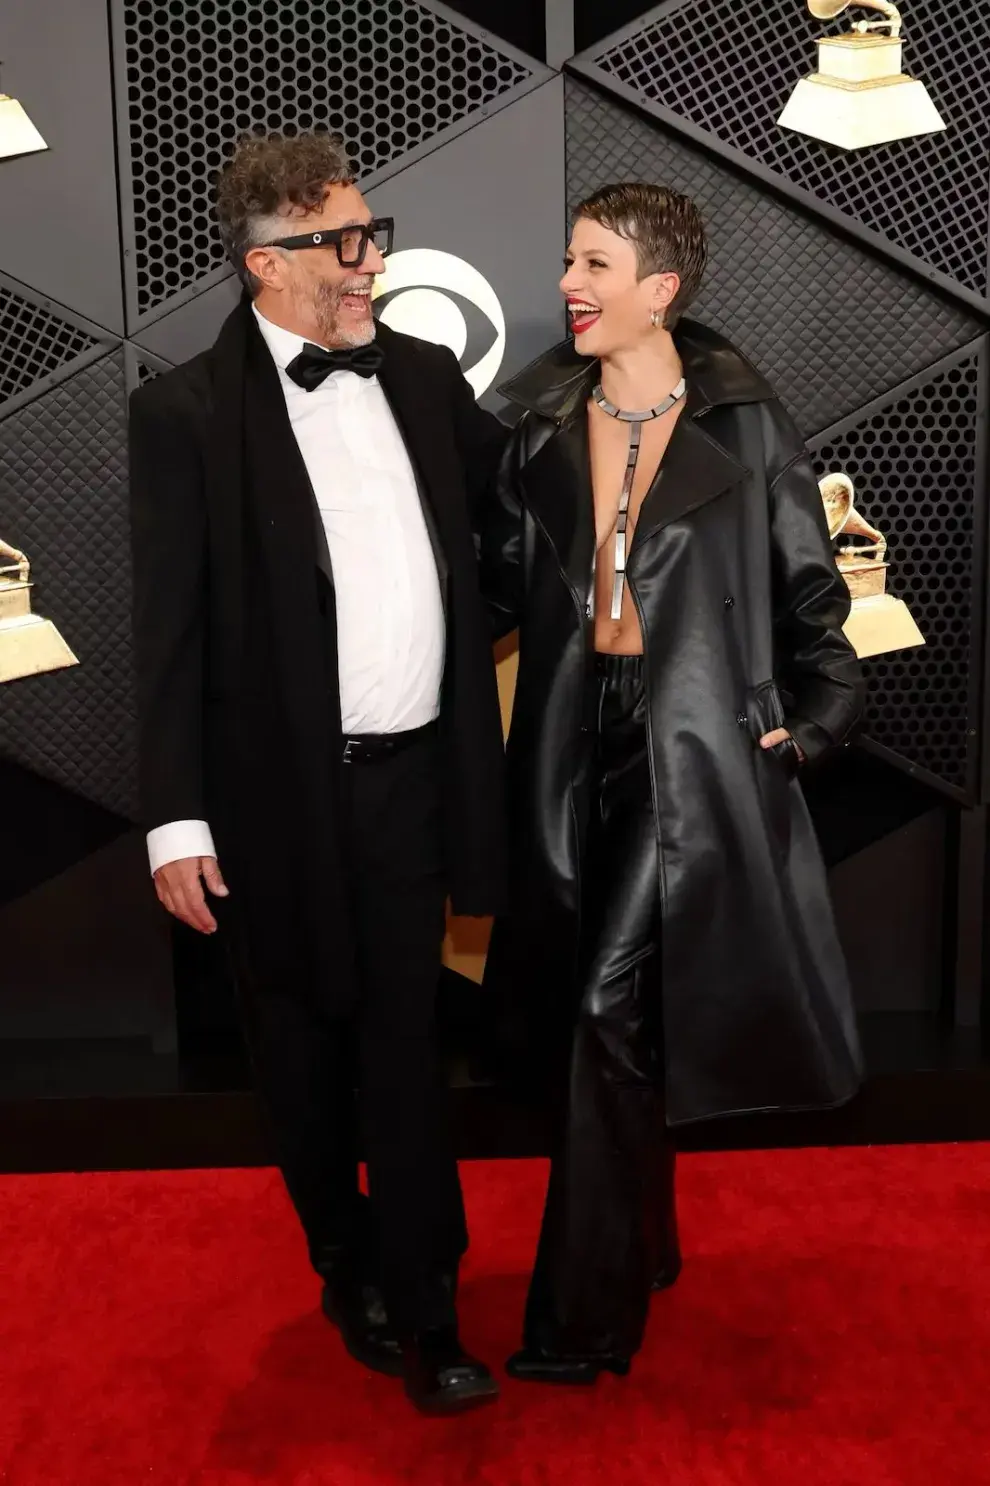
[
  {"xmin": 215, "ymin": 132, "xmax": 354, "ymax": 294},
  {"xmin": 574, "ymin": 182, "xmax": 708, "ymax": 328}
]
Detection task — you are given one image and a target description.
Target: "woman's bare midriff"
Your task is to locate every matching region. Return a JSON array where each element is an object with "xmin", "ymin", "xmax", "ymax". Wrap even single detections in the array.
[{"xmin": 588, "ymin": 397, "xmax": 684, "ymax": 655}]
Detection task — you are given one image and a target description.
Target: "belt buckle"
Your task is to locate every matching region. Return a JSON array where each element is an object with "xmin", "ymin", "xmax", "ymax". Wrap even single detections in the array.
[{"xmin": 342, "ymin": 738, "xmax": 355, "ymax": 763}]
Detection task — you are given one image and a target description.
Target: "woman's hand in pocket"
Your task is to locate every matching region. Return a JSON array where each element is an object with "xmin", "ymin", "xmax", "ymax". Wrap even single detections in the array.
[{"xmin": 759, "ymin": 728, "xmax": 805, "ymax": 763}]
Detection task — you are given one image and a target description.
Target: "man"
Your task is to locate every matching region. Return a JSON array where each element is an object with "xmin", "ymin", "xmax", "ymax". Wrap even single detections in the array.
[{"xmin": 129, "ymin": 132, "xmax": 508, "ymax": 1415}]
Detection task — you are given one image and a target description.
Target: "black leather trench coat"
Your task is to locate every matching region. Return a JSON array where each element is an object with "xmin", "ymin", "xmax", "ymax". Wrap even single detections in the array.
[{"xmin": 480, "ymin": 321, "xmax": 866, "ymax": 1125}]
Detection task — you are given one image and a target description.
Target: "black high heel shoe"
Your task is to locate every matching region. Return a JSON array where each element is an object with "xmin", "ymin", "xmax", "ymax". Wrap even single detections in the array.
[
  {"xmin": 652, "ymin": 1252, "xmax": 683, "ymax": 1291},
  {"xmin": 505, "ymin": 1347, "xmax": 631, "ymax": 1385}
]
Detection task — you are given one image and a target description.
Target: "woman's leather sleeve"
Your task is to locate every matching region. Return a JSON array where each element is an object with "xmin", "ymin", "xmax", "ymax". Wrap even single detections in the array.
[
  {"xmin": 765, "ymin": 405, "xmax": 866, "ymax": 764},
  {"xmin": 477, "ymin": 415, "xmax": 528, "ymax": 642}
]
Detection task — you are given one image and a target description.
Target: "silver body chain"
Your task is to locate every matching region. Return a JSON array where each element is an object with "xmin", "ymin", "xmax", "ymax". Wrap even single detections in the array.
[{"xmin": 589, "ymin": 377, "xmax": 687, "ymax": 621}]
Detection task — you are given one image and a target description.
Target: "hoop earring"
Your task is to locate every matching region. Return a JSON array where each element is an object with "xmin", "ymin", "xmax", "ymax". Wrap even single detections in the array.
[{"xmin": 650, "ymin": 308, "xmax": 663, "ymax": 329}]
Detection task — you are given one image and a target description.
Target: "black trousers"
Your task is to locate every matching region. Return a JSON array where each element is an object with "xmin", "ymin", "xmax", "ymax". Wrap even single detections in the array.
[
  {"xmin": 229, "ymin": 727, "xmax": 466, "ymax": 1333},
  {"xmin": 524, "ymin": 653, "xmax": 679, "ymax": 1360}
]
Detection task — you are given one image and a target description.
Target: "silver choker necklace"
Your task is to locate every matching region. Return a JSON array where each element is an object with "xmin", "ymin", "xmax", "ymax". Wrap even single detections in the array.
[
  {"xmin": 590, "ymin": 377, "xmax": 687, "ymax": 620},
  {"xmin": 591, "ymin": 377, "xmax": 686, "ymax": 423}
]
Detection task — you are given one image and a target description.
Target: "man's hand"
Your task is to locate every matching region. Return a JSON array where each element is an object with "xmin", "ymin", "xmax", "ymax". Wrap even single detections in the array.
[
  {"xmin": 153, "ymin": 856, "xmax": 229, "ymax": 934},
  {"xmin": 760, "ymin": 728, "xmax": 805, "ymax": 763}
]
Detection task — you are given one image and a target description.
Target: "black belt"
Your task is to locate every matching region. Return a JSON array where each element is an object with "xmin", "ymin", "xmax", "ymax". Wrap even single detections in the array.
[{"xmin": 341, "ymin": 719, "xmax": 437, "ymax": 764}]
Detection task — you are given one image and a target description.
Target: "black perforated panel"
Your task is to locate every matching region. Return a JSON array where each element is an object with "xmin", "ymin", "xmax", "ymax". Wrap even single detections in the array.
[
  {"xmin": 565, "ymin": 78, "xmax": 982, "ymax": 437},
  {"xmin": 0, "ymin": 283, "xmax": 102, "ymax": 407},
  {"xmin": 0, "ymin": 353, "xmax": 137, "ymax": 819},
  {"xmin": 811, "ymin": 342, "xmax": 986, "ymax": 797},
  {"xmin": 118, "ymin": 0, "xmax": 535, "ymax": 319},
  {"xmin": 586, "ymin": 0, "xmax": 990, "ymax": 299}
]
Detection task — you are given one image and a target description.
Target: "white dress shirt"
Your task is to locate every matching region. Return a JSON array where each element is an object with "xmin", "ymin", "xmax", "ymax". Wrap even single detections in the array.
[{"xmin": 147, "ymin": 306, "xmax": 446, "ymax": 874}]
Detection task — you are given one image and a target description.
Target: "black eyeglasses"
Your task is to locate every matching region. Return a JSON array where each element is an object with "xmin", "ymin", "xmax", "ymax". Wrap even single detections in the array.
[{"xmin": 264, "ymin": 217, "xmax": 394, "ymax": 268}]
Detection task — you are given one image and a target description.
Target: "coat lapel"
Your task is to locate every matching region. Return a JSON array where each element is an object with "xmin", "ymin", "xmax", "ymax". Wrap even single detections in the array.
[
  {"xmin": 521, "ymin": 412, "xmax": 596, "ymax": 608},
  {"xmin": 631, "ymin": 399, "xmax": 752, "ymax": 553},
  {"xmin": 243, "ymin": 321, "xmax": 324, "ymax": 589},
  {"xmin": 375, "ymin": 325, "xmax": 451, "ymax": 600},
  {"xmin": 242, "ymin": 319, "xmax": 342, "ymax": 720}
]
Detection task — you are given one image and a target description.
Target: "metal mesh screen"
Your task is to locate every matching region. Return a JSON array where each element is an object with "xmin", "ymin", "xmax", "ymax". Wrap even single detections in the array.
[
  {"xmin": 588, "ymin": 0, "xmax": 990, "ymax": 298},
  {"xmin": 811, "ymin": 342, "xmax": 986, "ymax": 796},
  {"xmin": 0, "ymin": 283, "xmax": 102, "ymax": 407},
  {"xmin": 119, "ymin": 0, "xmax": 534, "ymax": 318},
  {"xmin": 0, "ymin": 353, "xmax": 138, "ymax": 819},
  {"xmin": 565, "ymin": 78, "xmax": 982, "ymax": 437}
]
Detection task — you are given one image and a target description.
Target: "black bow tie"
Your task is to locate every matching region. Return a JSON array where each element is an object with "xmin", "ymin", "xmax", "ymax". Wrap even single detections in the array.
[{"xmin": 285, "ymin": 340, "xmax": 385, "ymax": 391}]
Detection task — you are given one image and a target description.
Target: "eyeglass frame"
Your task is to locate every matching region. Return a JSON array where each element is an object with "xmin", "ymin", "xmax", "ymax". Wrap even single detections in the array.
[{"xmin": 261, "ymin": 217, "xmax": 394, "ymax": 268}]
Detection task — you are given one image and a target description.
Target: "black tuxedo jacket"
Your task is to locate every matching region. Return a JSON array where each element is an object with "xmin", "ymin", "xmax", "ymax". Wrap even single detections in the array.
[{"xmin": 129, "ymin": 308, "xmax": 509, "ymax": 1008}]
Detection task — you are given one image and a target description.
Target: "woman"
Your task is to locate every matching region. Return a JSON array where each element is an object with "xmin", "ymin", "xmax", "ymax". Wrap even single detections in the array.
[{"xmin": 480, "ymin": 183, "xmax": 865, "ymax": 1384}]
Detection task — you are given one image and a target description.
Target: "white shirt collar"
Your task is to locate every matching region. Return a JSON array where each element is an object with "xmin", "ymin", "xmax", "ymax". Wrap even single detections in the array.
[{"xmin": 251, "ymin": 304, "xmax": 316, "ymax": 372}]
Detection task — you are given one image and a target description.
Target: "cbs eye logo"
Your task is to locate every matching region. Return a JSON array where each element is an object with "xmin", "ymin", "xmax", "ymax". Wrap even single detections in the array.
[{"xmin": 372, "ymin": 249, "xmax": 506, "ymax": 397}]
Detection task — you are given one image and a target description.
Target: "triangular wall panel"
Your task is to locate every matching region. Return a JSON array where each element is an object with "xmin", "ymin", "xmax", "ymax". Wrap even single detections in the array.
[
  {"xmin": 0, "ymin": 276, "xmax": 116, "ymax": 419},
  {"xmin": 113, "ymin": 0, "xmax": 551, "ymax": 331}
]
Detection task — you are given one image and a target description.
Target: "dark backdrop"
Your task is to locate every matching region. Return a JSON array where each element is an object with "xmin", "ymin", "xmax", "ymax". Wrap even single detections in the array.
[{"xmin": 0, "ymin": 1, "xmax": 987, "ymax": 1148}]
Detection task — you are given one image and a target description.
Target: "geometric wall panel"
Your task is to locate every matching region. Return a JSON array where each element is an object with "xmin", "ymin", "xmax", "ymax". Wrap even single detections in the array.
[
  {"xmin": 367, "ymin": 77, "xmax": 568, "ymax": 410},
  {"xmin": 585, "ymin": 0, "xmax": 990, "ymax": 300},
  {"xmin": 0, "ymin": 353, "xmax": 138, "ymax": 820},
  {"xmin": 0, "ymin": 280, "xmax": 105, "ymax": 410},
  {"xmin": 122, "ymin": 344, "xmax": 172, "ymax": 399},
  {"xmin": 812, "ymin": 340, "xmax": 987, "ymax": 803},
  {"xmin": 114, "ymin": 0, "xmax": 542, "ymax": 324},
  {"xmin": 129, "ymin": 278, "xmax": 242, "ymax": 368},
  {"xmin": 0, "ymin": 0, "xmax": 125, "ymax": 334},
  {"xmin": 565, "ymin": 78, "xmax": 984, "ymax": 437}
]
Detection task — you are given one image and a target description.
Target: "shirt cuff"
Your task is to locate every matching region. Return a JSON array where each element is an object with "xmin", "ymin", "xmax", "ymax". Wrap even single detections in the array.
[{"xmin": 147, "ymin": 820, "xmax": 217, "ymax": 875}]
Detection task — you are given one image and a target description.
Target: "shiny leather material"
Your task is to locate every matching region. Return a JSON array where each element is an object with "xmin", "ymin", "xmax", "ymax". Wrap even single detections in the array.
[
  {"xmin": 520, "ymin": 656, "xmax": 678, "ymax": 1363},
  {"xmin": 321, "ymin": 1277, "xmax": 404, "ymax": 1377},
  {"xmin": 401, "ymin": 1327, "xmax": 500, "ymax": 1415},
  {"xmin": 481, "ymin": 320, "xmax": 866, "ymax": 1128}
]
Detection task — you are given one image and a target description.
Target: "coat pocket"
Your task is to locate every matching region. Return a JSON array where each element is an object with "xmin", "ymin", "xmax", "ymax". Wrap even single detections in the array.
[
  {"xmin": 748, "ymin": 679, "xmax": 801, "ymax": 779},
  {"xmin": 747, "ymin": 679, "xmax": 796, "ymax": 857}
]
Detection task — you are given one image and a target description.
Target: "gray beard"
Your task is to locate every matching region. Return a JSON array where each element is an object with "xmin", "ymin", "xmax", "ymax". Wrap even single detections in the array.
[{"xmin": 313, "ymin": 278, "xmax": 375, "ymax": 348}]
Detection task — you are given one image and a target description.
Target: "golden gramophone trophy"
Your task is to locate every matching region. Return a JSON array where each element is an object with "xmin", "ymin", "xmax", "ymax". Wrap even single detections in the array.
[
  {"xmin": 819, "ymin": 473, "xmax": 924, "ymax": 658},
  {"xmin": 0, "ymin": 536, "xmax": 78, "ymax": 683},
  {"xmin": 778, "ymin": 0, "xmax": 946, "ymax": 149}
]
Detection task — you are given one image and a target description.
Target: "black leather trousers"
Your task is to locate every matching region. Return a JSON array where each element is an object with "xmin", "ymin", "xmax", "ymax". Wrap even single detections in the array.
[{"xmin": 523, "ymin": 652, "xmax": 679, "ymax": 1361}]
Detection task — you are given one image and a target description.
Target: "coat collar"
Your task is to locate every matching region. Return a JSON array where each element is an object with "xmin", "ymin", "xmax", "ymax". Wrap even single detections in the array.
[
  {"xmin": 497, "ymin": 318, "xmax": 774, "ymax": 424},
  {"xmin": 502, "ymin": 320, "xmax": 767, "ymax": 595}
]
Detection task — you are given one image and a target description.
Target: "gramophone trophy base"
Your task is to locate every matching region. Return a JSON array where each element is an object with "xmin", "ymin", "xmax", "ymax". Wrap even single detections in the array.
[
  {"xmin": 0, "ymin": 613, "xmax": 79, "ymax": 684},
  {"xmin": 0, "ymin": 96, "xmax": 48, "ymax": 161},
  {"xmin": 778, "ymin": 34, "xmax": 946, "ymax": 147},
  {"xmin": 843, "ymin": 595, "xmax": 925, "ymax": 659}
]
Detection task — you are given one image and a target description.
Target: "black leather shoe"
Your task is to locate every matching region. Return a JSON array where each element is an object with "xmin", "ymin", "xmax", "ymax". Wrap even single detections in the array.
[
  {"xmin": 322, "ymin": 1277, "xmax": 404, "ymax": 1377},
  {"xmin": 401, "ymin": 1326, "xmax": 500, "ymax": 1415},
  {"xmin": 506, "ymin": 1347, "xmax": 631, "ymax": 1385}
]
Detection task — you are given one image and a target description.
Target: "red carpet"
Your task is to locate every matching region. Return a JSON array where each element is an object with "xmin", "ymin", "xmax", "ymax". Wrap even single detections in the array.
[{"xmin": 1, "ymin": 1147, "xmax": 989, "ymax": 1485}]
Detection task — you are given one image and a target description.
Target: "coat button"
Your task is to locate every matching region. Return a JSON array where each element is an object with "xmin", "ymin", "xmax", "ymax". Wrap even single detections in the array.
[
  {"xmin": 724, "ymin": 595, "xmax": 735, "ymax": 608},
  {"xmin": 736, "ymin": 712, "xmax": 747, "ymax": 728}
]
